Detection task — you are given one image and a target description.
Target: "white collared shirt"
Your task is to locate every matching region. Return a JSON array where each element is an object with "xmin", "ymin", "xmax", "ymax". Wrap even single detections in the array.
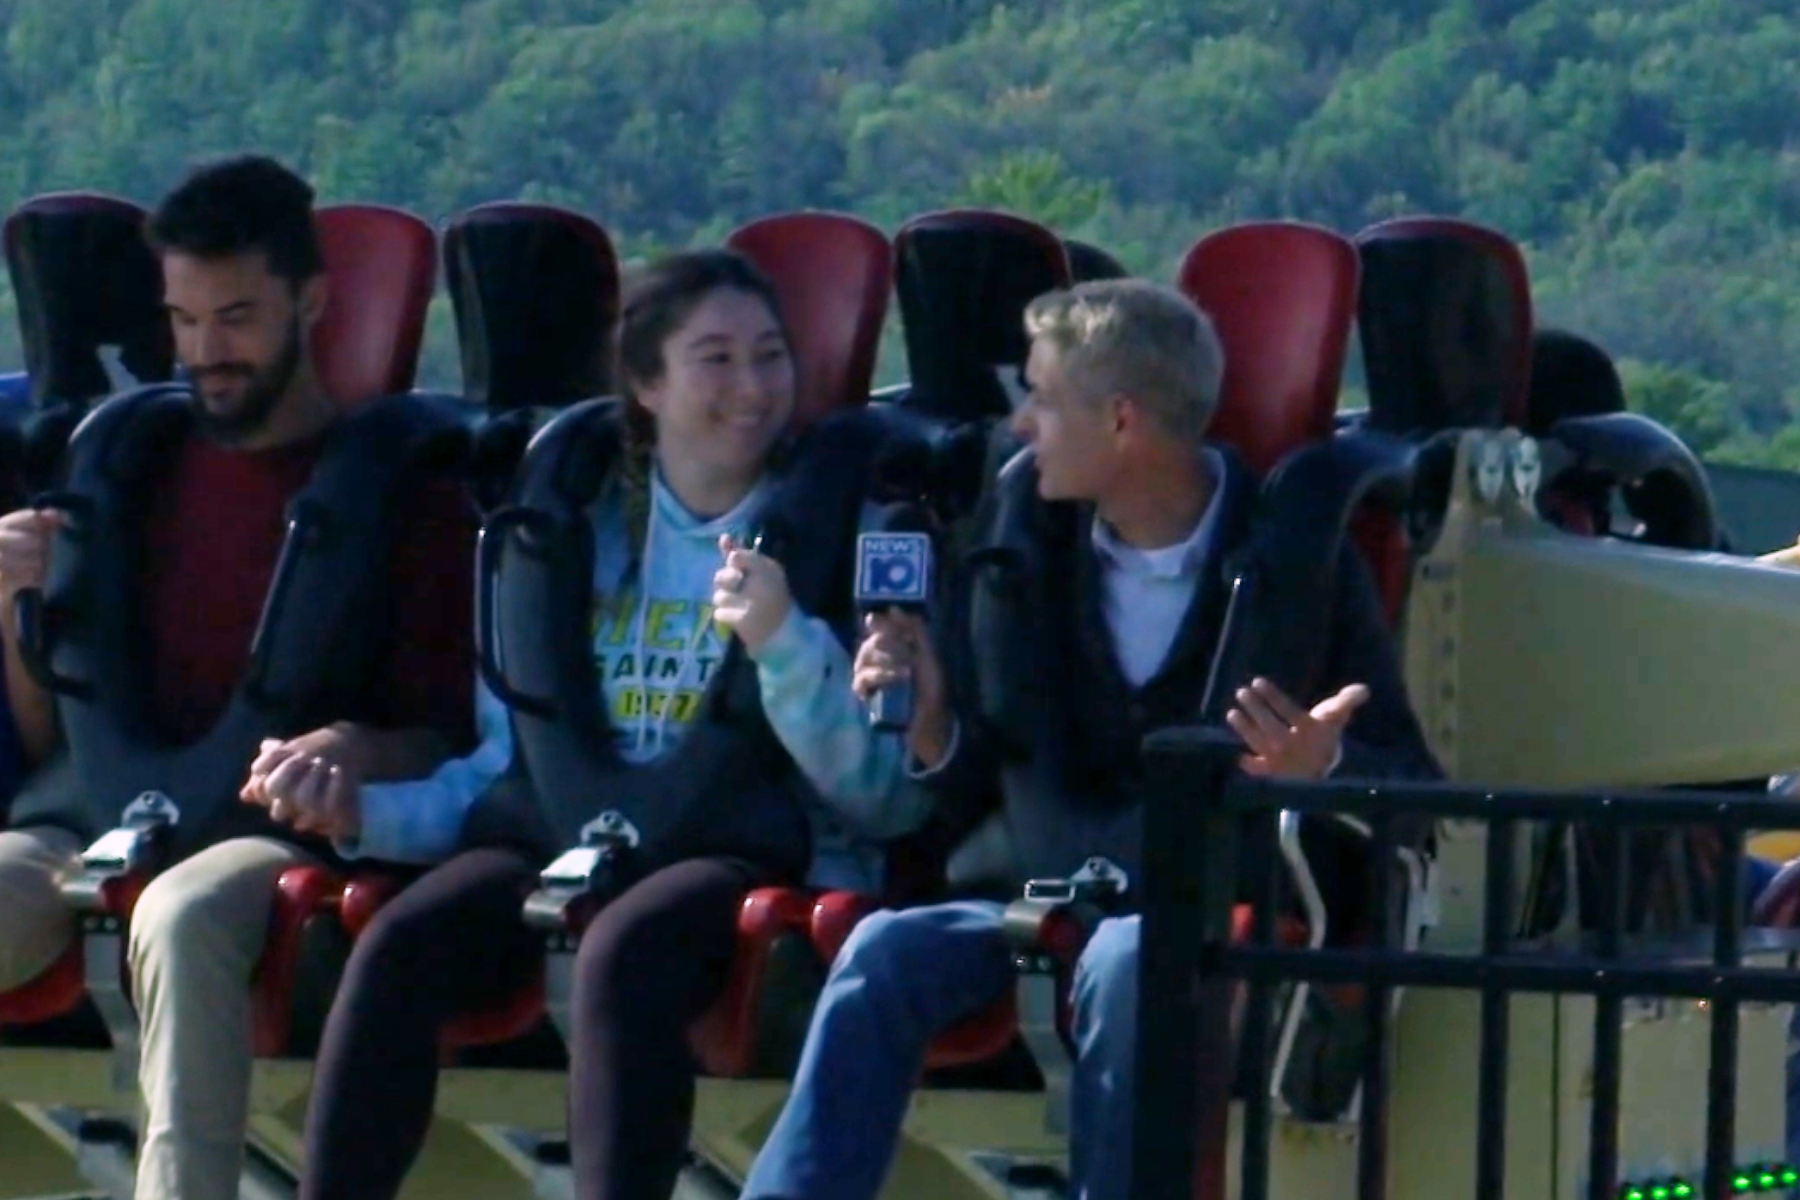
[{"xmin": 1090, "ymin": 447, "xmax": 1225, "ymax": 688}]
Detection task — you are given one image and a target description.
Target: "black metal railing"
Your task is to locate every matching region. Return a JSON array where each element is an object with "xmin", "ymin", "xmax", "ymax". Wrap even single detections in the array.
[{"xmin": 1133, "ymin": 727, "xmax": 1800, "ymax": 1200}]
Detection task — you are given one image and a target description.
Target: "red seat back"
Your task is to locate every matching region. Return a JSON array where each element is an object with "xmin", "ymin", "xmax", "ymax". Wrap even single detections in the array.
[
  {"xmin": 894, "ymin": 208, "xmax": 1071, "ymax": 421},
  {"xmin": 1354, "ymin": 215, "xmax": 1532, "ymax": 434},
  {"xmin": 1176, "ymin": 222, "xmax": 1357, "ymax": 478},
  {"xmin": 444, "ymin": 202, "xmax": 619, "ymax": 413},
  {"xmin": 312, "ymin": 205, "xmax": 436, "ymax": 409},
  {"xmin": 1178, "ymin": 223, "xmax": 1409, "ymax": 623},
  {"xmin": 727, "ymin": 212, "xmax": 891, "ymax": 429}
]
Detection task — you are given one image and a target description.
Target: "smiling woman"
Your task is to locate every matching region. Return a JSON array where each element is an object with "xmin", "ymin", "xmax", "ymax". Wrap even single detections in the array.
[{"xmin": 285, "ymin": 246, "xmax": 934, "ymax": 1200}]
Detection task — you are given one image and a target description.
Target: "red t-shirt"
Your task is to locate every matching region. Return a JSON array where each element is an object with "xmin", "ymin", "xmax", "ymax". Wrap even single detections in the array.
[{"xmin": 139, "ymin": 431, "xmax": 476, "ymax": 748}]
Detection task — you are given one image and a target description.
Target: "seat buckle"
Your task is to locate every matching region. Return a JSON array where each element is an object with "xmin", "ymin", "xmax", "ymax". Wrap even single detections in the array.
[
  {"xmin": 1022, "ymin": 855, "xmax": 1129, "ymax": 906},
  {"xmin": 62, "ymin": 792, "xmax": 180, "ymax": 914},
  {"xmin": 523, "ymin": 811, "xmax": 641, "ymax": 938}
]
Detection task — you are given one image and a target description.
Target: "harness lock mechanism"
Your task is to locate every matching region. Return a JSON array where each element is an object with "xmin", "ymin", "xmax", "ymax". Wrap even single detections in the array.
[
  {"xmin": 65, "ymin": 791, "xmax": 182, "ymax": 903},
  {"xmin": 57, "ymin": 790, "xmax": 182, "ymax": 1093},
  {"xmin": 522, "ymin": 811, "xmax": 643, "ymax": 1044},
  {"xmin": 1004, "ymin": 856, "xmax": 1130, "ymax": 1135}
]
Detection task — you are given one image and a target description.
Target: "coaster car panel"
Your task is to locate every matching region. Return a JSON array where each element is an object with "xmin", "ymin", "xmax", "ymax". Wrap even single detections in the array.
[{"xmin": 1403, "ymin": 428, "xmax": 1800, "ymax": 789}]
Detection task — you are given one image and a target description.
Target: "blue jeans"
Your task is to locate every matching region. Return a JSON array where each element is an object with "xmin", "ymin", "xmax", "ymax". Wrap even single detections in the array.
[
  {"xmin": 741, "ymin": 900, "xmax": 1140, "ymax": 1200},
  {"xmin": 745, "ymin": 861, "xmax": 1795, "ymax": 1200}
]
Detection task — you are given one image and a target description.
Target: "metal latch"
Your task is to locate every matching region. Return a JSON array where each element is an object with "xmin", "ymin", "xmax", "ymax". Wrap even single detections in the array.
[
  {"xmin": 1022, "ymin": 856, "xmax": 1129, "ymax": 906},
  {"xmin": 525, "ymin": 812, "xmax": 643, "ymax": 936},
  {"xmin": 78, "ymin": 791, "xmax": 181, "ymax": 876}
]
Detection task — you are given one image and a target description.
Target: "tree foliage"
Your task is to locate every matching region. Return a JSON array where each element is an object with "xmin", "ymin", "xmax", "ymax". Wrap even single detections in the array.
[{"xmin": 0, "ymin": 0, "xmax": 1796, "ymax": 460}]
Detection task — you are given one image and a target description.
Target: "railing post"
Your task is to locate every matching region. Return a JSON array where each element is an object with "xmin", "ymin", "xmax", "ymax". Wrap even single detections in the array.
[{"xmin": 1136, "ymin": 727, "xmax": 1243, "ymax": 1200}]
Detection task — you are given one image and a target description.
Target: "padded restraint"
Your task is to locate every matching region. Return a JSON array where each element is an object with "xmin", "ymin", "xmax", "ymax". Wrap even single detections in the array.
[
  {"xmin": 1355, "ymin": 216, "xmax": 1533, "ymax": 434},
  {"xmin": 963, "ymin": 448, "xmax": 1078, "ymax": 760},
  {"xmin": 445, "ymin": 202, "xmax": 620, "ymax": 414},
  {"xmin": 5, "ymin": 386, "xmax": 469, "ymax": 852},
  {"xmin": 3, "ymin": 193, "xmax": 174, "ymax": 406},
  {"xmin": 894, "ymin": 209, "xmax": 1070, "ymax": 422},
  {"xmin": 476, "ymin": 400, "xmax": 929, "ymax": 871}
]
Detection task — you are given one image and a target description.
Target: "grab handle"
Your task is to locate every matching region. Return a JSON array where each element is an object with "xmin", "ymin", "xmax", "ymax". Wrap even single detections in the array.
[{"xmin": 477, "ymin": 507, "xmax": 560, "ymax": 719}]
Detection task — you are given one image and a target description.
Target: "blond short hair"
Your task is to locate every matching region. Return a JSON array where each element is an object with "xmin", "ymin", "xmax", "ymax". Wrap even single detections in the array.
[{"xmin": 1022, "ymin": 279, "xmax": 1224, "ymax": 445}]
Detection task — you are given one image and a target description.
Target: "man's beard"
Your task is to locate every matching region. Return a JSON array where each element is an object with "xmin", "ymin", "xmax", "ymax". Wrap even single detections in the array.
[{"xmin": 186, "ymin": 318, "xmax": 304, "ymax": 444}]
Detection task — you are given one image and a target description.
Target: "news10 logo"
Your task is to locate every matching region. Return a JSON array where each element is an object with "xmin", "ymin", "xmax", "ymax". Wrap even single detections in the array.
[{"xmin": 855, "ymin": 533, "xmax": 932, "ymax": 604}]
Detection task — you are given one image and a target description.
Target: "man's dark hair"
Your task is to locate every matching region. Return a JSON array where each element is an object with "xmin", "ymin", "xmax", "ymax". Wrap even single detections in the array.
[{"xmin": 145, "ymin": 155, "xmax": 324, "ymax": 288}]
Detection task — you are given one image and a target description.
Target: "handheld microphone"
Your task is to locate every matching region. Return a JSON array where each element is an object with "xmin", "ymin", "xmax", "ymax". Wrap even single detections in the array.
[{"xmin": 854, "ymin": 502, "xmax": 934, "ymax": 732}]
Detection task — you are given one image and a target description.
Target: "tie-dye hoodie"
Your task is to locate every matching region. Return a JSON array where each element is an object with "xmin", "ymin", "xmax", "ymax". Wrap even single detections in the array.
[{"xmin": 337, "ymin": 467, "xmax": 927, "ymax": 892}]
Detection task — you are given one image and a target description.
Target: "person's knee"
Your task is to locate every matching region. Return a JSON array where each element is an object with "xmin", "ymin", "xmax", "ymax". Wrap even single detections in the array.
[
  {"xmin": 1072, "ymin": 916, "xmax": 1139, "ymax": 1029},
  {"xmin": 340, "ymin": 888, "xmax": 446, "ymax": 994},
  {"xmin": 0, "ymin": 830, "xmax": 78, "ymax": 986},
  {"xmin": 830, "ymin": 908, "xmax": 936, "ymax": 989},
  {"xmin": 128, "ymin": 862, "xmax": 231, "ymax": 975},
  {"xmin": 571, "ymin": 895, "xmax": 698, "ymax": 1013}
]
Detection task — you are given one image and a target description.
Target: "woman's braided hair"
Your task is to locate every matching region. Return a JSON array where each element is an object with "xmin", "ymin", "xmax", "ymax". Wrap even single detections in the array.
[{"xmin": 613, "ymin": 249, "xmax": 790, "ymax": 559}]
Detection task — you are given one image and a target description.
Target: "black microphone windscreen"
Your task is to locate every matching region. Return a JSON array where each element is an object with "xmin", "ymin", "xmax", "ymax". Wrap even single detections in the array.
[{"xmin": 869, "ymin": 436, "xmax": 935, "ymax": 503}]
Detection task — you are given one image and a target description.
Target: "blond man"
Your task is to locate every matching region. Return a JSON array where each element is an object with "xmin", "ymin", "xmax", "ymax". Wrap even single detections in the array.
[{"xmin": 738, "ymin": 280, "xmax": 1440, "ymax": 1200}]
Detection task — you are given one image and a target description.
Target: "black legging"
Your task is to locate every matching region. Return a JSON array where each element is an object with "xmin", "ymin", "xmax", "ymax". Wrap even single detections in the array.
[{"xmin": 300, "ymin": 847, "xmax": 755, "ymax": 1200}]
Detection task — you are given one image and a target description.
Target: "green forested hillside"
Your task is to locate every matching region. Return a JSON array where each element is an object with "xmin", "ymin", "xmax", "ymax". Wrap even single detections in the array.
[{"xmin": 1, "ymin": 0, "xmax": 1797, "ymax": 462}]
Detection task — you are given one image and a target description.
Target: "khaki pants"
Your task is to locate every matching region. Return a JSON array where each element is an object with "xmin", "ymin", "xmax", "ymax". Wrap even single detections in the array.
[
  {"xmin": 129, "ymin": 835, "xmax": 326, "ymax": 1200},
  {"xmin": 0, "ymin": 825, "xmax": 83, "ymax": 989}
]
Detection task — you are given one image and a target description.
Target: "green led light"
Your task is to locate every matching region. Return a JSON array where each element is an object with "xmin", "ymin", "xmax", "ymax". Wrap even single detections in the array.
[{"xmin": 1619, "ymin": 1165, "xmax": 1796, "ymax": 1197}]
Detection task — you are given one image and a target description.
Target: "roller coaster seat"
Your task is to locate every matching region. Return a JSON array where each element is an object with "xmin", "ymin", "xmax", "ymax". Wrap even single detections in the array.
[
  {"xmin": 797, "ymin": 220, "xmax": 1421, "ymax": 1092},
  {"xmin": 312, "ymin": 205, "xmax": 438, "ymax": 408},
  {"xmin": 0, "ymin": 206, "xmax": 452, "ymax": 1047},
  {"xmin": 1065, "ymin": 239, "xmax": 1128, "ymax": 283},
  {"xmin": 1354, "ymin": 215, "xmax": 1533, "ymax": 436},
  {"xmin": 326, "ymin": 867, "xmax": 821, "ymax": 1077},
  {"xmin": 0, "ymin": 193, "xmax": 173, "ymax": 506},
  {"xmin": 893, "ymin": 208, "xmax": 1071, "ymax": 423},
  {"xmin": 1179, "ymin": 220, "xmax": 1416, "ymax": 625},
  {"xmin": 390, "ymin": 215, "xmax": 930, "ymax": 1078},
  {"xmin": 3, "ymin": 192, "xmax": 175, "ymax": 408},
  {"xmin": 727, "ymin": 211, "xmax": 891, "ymax": 426},
  {"xmin": 444, "ymin": 202, "xmax": 620, "ymax": 415},
  {"xmin": 443, "ymin": 202, "xmax": 621, "ymax": 508}
]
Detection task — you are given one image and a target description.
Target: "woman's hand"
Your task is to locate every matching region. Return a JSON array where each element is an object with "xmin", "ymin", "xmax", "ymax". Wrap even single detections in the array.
[
  {"xmin": 853, "ymin": 610, "xmax": 952, "ymax": 770},
  {"xmin": 239, "ymin": 723, "xmax": 371, "ymax": 838},
  {"xmin": 712, "ymin": 533, "xmax": 794, "ymax": 654}
]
